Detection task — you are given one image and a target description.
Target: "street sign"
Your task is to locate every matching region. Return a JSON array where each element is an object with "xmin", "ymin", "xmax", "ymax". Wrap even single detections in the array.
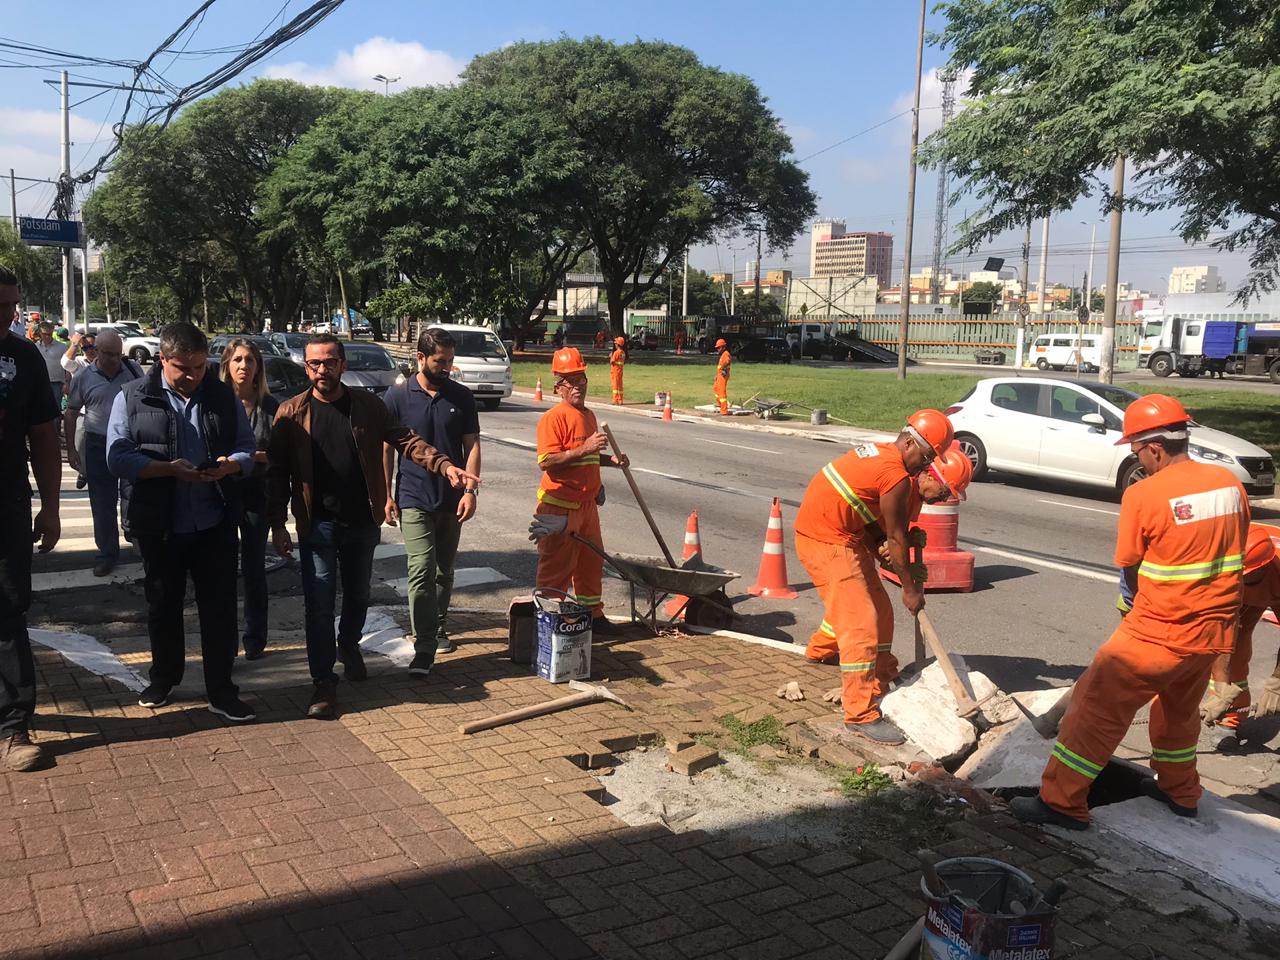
[
  {"xmin": 19, "ymin": 217, "xmax": 84, "ymax": 248},
  {"xmin": 1077, "ymin": 305, "xmax": 1089, "ymax": 323}
]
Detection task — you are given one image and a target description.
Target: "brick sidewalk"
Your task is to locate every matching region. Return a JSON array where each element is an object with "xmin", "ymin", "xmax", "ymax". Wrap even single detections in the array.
[{"xmin": 6, "ymin": 611, "xmax": 1274, "ymax": 960}]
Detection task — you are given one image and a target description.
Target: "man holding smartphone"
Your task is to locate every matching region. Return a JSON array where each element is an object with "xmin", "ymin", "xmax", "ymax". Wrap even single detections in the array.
[{"xmin": 106, "ymin": 322, "xmax": 257, "ymax": 721}]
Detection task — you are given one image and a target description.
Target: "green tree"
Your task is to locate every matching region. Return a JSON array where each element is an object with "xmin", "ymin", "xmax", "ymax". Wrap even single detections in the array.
[
  {"xmin": 963, "ymin": 280, "xmax": 1003, "ymax": 304},
  {"xmin": 463, "ymin": 38, "xmax": 816, "ymax": 334},
  {"xmin": 0, "ymin": 223, "xmax": 62, "ymax": 313},
  {"xmin": 923, "ymin": 0, "xmax": 1280, "ymax": 299}
]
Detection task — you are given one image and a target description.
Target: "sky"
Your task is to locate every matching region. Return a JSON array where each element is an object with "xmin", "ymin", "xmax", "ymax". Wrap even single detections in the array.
[{"xmin": 1, "ymin": 0, "xmax": 1253, "ymax": 295}]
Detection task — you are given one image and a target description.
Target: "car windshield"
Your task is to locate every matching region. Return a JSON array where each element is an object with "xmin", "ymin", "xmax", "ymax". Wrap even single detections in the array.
[
  {"xmin": 344, "ymin": 344, "xmax": 394, "ymax": 371},
  {"xmin": 266, "ymin": 358, "xmax": 308, "ymax": 388},
  {"xmin": 278, "ymin": 333, "xmax": 310, "ymax": 347},
  {"xmin": 453, "ymin": 330, "xmax": 507, "ymax": 359},
  {"xmin": 1078, "ymin": 383, "xmax": 1140, "ymax": 410}
]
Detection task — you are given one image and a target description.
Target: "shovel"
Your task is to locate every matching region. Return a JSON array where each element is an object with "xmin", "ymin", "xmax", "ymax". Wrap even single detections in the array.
[{"xmin": 600, "ymin": 422, "xmax": 677, "ymax": 567}]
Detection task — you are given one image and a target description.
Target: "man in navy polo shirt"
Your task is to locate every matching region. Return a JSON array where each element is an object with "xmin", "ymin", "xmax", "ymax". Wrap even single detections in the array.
[{"xmin": 383, "ymin": 327, "xmax": 482, "ymax": 676}]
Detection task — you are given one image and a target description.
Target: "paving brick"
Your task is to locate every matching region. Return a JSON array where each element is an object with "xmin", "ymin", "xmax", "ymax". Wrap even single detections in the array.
[{"xmin": 668, "ymin": 744, "xmax": 720, "ymax": 776}]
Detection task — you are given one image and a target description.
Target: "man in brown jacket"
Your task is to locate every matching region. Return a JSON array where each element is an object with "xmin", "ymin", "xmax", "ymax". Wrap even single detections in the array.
[{"xmin": 268, "ymin": 335, "xmax": 478, "ymax": 719}]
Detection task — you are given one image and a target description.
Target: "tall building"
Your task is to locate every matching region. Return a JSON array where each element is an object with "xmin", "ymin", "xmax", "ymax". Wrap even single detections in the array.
[
  {"xmin": 809, "ymin": 220, "xmax": 894, "ymax": 288},
  {"xmin": 1167, "ymin": 265, "xmax": 1225, "ymax": 295}
]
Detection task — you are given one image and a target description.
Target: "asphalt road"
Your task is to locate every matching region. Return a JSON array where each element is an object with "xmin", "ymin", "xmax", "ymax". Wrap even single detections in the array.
[{"xmin": 375, "ymin": 394, "xmax": 1279, "ymax": 699}]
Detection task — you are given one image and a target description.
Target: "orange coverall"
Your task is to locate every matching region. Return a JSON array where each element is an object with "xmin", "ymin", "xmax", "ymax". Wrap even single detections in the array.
[
  {"xmin": 713, "ymin": 349, "xmax": 731, "ymax": 414},
  {"xmin": 1211, "ymin": 552, "xmax": 1279, "ymax": 728},
  {"xmin": 610, "ymin": 347, "xmax": 625, "ymax": 404},
  {"xmin": 1041, "ymin": 461, "xmax": 1249, "ymax": 823},
  {"xmin": 794, "ymin": 442, "xmax": 911, "ymax": 724},
  {"xmin": 534, "ymin": 403, "xmax": 605, "ymax": 615}
]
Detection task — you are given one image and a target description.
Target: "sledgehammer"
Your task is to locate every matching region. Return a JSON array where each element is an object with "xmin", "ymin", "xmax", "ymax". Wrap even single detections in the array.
[
  {"xmin": 916, "ymin": 612, "xmax": 980, "ymax": 719},
  {"xmin": 459, "ymin": 680, "xmax": 629, "ymax": 735}
]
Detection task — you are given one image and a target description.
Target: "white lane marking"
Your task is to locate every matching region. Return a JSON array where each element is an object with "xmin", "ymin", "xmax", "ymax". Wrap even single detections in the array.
[
  {"xmin": 497, "ymin": 436, "xmax": 537, "ymax": 448},
  {"xmin": 968, "ymin": 545, "xmax": 1115, "ymax": 583},
  {"xmin": 29, "ymin": 629, "xmax": 146, "ymax": 692},
  {"xmin": 633, "ymin": 467, "xmax": 683, "ymax": 481},
  {"xmin": 629, "ymin": 467, "xmax": 782, "ymax": 504},
  {"xmin": 699, "ymin": 438, "xmax": 780, "ymax": 456},
  {"xmin": 1036, "ymin": 498, "xmax": 1118, "ymax": 516},
  {"xmin": 383, "ymin": 566, "xmax": 509, "ymax": 598}
]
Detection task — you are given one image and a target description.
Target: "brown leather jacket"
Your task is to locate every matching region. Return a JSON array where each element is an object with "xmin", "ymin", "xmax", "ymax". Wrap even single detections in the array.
[{"xmin": 267, "ymin": 386, "xmax": 450, "ymax": 539}]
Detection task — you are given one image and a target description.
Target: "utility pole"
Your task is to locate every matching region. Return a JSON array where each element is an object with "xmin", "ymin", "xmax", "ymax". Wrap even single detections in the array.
[
  {"xmin": 753, "ymin": 228, "xmax": 763, "ymax": 313},
  {"xmin": 1082, "ymin": 221, "xmax": 1097, "ymax": 316},
  {"xmin": 1099, "ymin": 156, "xmax": 1125, "ymax": 385},
  {"xmin": 60, "ymin": 70, "xmax": 75, "ymax": 334},
  {"xmin": 929, "ymin": 70, "xmax": 957, "ymax": 305},
  {"xmin": 102, "ymin": 249, "xmax": 111, "ymax": 322},
  {"xmin": 80, "ymin": 245, "xmax": 90, "ymax": 325},
  {"xmin": 681, "ymin": 248, "xmax": 689, "ymax": 318},
  {"xmin": 1036, "ymin": 217, "xmax": 1049, "ymax": 314},
  {"xmin": 896, "ymin": 0, "xmax": 927, "ymax": 379},
  {"xmin": 8, "ymin": 169, "xmax": 15, "ymax": 227},
  {"xmin": 1014, "ymin": 218, "xmax": 1031, "ymax": 369},
  {"xmin": 730, "ymin": 252, "xmax": 737, "ymax": 315}
]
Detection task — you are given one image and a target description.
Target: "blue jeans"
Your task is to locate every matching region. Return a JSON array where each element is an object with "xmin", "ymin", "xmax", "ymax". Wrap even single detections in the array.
[
  {"xmin": 299, "ymin": 521, "xmax": 380, "ymax": 683},
  {"xmin": 84, "ymin": 433, "xmax": 120, "ymax": 563},
  {"xmin": 238, "ymin": 509, "xmax": 269, "ymax": 654}
]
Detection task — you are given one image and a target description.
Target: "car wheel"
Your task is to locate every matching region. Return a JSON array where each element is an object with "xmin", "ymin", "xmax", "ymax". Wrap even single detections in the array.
[
  {"xmin": 956, "ymin": 433, "xmax": 987, "ymax": 481},
  {"xmin": 1150, "ymin": 355, "xmax": 1173, "ymax": 377},
  {"xmin": 129, "ymin": 346, "xmax": 150, "ymax": 363},
  {"xmin": 480, "ymin": 397, "xmax": 501, "ymax": 411},
  {"xmin": 1119, "ymin": 457, "xmax": 1147, "ymax": 490},
  {"xmin": 1270, "ymin": 360, "xmax": 1280, "ymax": 385},
  {"xmin": 1035, "ymin": 358, "xmax": 1049, "ymax": 370}
]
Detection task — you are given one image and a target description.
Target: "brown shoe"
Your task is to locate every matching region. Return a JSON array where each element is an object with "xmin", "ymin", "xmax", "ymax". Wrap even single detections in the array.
[
  {"xmin": 307, "ymin": 680, "xmax": 337, "ymax": 720},
  {"xmin": 2, "ymin": 730, "xmax": 47, "ymax": 772}
]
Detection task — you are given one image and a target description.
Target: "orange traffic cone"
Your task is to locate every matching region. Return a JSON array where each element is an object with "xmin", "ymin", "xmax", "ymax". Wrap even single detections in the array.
[
  {"xmin": 662, "ymin": 390, "xmax": 673, "ymax": 421},
  {"xmin": 665, "ymin": 511, "xmax": 703, "ymax": 617},
  {"xmin": 534, "ymin": 378, "xmax": 543, "ymax": 401},
  {"xmin": 747, "ymin": 498, "xmax": 798, "ymax": 599}
]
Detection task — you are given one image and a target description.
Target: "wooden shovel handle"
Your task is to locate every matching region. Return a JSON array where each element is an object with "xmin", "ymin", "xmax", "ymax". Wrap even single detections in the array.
[
  {"xmin": 600, "ymin": 422, "xmax": 677, "ymax": 567},
  {"xmin": 916, "ymin": 611, "xmax": 980, "ymax": 718}
]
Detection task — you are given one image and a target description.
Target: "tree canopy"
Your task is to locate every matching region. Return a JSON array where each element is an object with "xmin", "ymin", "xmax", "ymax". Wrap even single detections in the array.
[{"xmin": 922, "ymin": 0, "xmax": 1280, "ymax": 299}]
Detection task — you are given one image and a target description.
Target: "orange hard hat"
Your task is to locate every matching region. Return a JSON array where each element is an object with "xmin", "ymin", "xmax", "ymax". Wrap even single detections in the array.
[
  {"xmin": 551, "ymin": 347, "xmax": 588, "ymax": 377},
  {"xmin": 614, "ymin": 336, "xmax": 625, "ymax": 346},
  {"xmin": 904, "ymin": 409, "xmax": 954, "ymax": 459},
  {"xmin": 928, "ymin": 442, "xmax": 974, "ymax": 501},
  {"xmin": 715, "ymin": 338, "xmax": 728, "ymax": 350},
  {"xmin": 1115, "ymin": 393, "xmax": 1191, "ymax": 445},
  {"xmin": 1245, "ymin": 524, "xmax": 1279, "ymax": 574}
]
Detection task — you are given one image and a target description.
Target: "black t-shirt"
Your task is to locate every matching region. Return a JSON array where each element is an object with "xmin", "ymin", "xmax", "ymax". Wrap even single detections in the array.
[
  {"xmin": 309, "ymin": 391, "xmax": 372, "ymax": 526},
  {"xmin": 0, "ymin": 332, "xmax": 60, "ymax": 499}
]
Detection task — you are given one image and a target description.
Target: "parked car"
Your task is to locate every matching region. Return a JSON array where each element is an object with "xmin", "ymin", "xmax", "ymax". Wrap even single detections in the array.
[
  {"xmin": 628, "ymin": 327, "xmax": 659, "ymax": 351},
  {"xmin": 340, "ymin": 342, "xmax": 401, "ymax": 397},
  {"xmin": 427, "ymin": 323, "xmax": 512, "ymax": 410},
  {"xmin": 208, "ymin": 334, "xmax": 291, "ymax": 361},
  {"xmin": 270, "ymin": 331, "xmax": 312, "ymax": 364},
  {"xmin": 84, "ymin": 322, "xmax": 162, "ymax": 364},
  {"xmin": 946, "ymin": 377, "xmax": 1275, "ymax": 496},
  {"xmin": 1028, "ymin": 333, "xmax": 1102, "ymax": 373},
  {"xmin": 736, "ymin": 337, "xmax": 792, "ymax": 364},
  {"xmin": 208, "ymin": 355, "xmax": 310, "ymax": 404}
]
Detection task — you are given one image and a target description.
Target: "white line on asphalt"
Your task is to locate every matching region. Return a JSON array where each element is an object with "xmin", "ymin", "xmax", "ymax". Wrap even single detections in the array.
[
  {"xmin": 699, "ymin": 438, "xmax": 780, "ymax": 456},
  {"xmin": 384, "ymin": 567, "xmax": 509, "ymax": 598},
  {"xmin": 1036, "ymin": 498, "xmax": 1118, "ymax": 516},
  {"xmin": 968, "ymin": 545, "xmax": 1115, "ymax": 583},
  {"xmin": 497, "ymin": 436, "xmax": 537, "ymax": 448}
]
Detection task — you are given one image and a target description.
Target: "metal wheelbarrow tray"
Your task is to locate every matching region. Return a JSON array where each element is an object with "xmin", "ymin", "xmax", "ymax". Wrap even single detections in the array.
[{"xmin": 571, "ymin": 534, "xmax": 739, "ymax": 631}]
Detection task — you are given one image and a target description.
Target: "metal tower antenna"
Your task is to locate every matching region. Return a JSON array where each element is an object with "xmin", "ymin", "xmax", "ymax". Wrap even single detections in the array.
[{"xmin": 930, "ymin": 70, "xmax": 957, "ymax": 304}]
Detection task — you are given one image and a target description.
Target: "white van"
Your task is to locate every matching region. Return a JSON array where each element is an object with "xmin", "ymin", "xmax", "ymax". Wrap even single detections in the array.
[
  {"xmin": 1028, "ymin": 333, "xmax": 1101, "ymax": 373},
  {"xmin": 430, "ymin": 323, "xmax": 513, "ymax": 410}
]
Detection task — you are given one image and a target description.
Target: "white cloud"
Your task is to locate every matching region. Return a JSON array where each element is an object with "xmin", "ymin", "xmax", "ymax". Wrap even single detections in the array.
[
  {"xmin": 0, "ymin": 108, "xmax": 103, "ymax": 145},
  {"xmin": 890, "ymin": 66, "xmax": 974, "ymax": 141},
  {"xmin": 264, "ymin": 37, "xmax": 467, "ymax": 91}
]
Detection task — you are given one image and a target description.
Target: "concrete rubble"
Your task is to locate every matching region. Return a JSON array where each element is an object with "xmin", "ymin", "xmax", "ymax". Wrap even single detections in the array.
[{"xmin": 879, "ymin": 656, "xmax": 999, "ymax": 764}]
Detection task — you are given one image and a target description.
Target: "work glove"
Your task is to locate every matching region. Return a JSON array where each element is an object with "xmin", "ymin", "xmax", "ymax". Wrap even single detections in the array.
[
  {"xmin": 1199, "ymin": 680, "xmax": 1245, "ymax": 726},
  {"xmin": 908, "ymin": 527, "xmax": 927, "ymax": 549},
  {"xmin": 776, "ymin": 681, "xmax": 805, "ymax": 702},
  {"xmin": 822, "ymin": 687, "xmax": 841, "ymax": 703},
  {"xmin": 1115, "ymin": 594, "xmax": 1132, "ymax": 616},
  {"xmin": 527, "ymin": 514, "xmax": 568, "ymax": 542},
  {"xmin": 595, "ymin": 487, "xmax": 606, "ymax": 507},
  {"xmin": 1254, "ymin": 670, "xmax": 1280, "ymax": 719}
]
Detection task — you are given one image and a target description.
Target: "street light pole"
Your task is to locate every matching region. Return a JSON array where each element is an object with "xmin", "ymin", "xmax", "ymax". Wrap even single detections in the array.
[
  {"xmin": 1099, "ymin": 156, "xmax": 1126, "ymax": 385},
  {"xmin": 372, "ymin": 74, "xmax": 400, "ymax": 95},
  {"xmin": 896, "ymin": 0, "xmax": 927, "ymax": 380},
  {"xmin": 1081, "ymin": 220, "xmax": 1097, "ymax": 316}
]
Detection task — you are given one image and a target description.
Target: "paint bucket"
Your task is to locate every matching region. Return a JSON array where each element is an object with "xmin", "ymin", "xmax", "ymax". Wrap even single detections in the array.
[
  {"xmin": 533, "ymin": 589, "xmax": 593, "ymax": 683},
  {"xmin": 919, "ymin": 858, "xmax": 1058, "ymax": 960},
  {"xmin": 507, "ymin": 595, "xmax": 537, "ymax": 664},
  {"xmin": 654, "ymin": 391, "xmax": 667, "ymax": 407}
]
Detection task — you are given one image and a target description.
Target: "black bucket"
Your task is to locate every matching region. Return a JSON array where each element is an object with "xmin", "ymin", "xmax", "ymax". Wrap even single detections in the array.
[{"xmin": 919, "ymin": 857, "xmax": 1058, "ymax": 960}]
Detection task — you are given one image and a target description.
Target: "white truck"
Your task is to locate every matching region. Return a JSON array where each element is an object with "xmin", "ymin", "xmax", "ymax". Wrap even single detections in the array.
[{"xmin": 1137, "ymin": 307, "xmax": 1280, "ymax": 382}]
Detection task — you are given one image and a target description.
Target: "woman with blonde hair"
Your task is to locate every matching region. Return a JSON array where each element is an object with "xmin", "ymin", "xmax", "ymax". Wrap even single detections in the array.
[{"xmin": 220, "ymin": 338, "xmax": 280, "ymax": 660}]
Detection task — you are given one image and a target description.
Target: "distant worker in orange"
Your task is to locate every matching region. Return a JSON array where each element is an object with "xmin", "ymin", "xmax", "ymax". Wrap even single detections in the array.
[
  {"xmin": 1203, "ymin": 524, "xmax": 1280, "ymax": 733},
  {"xmin": 594, "ymin": 329, "xmax": 605, "ymax": 350},
  {"xmin": 674, "ymin": 328, "xmax": 686, "ymax": 356},
  {"xmin": 528, "ymin": 348, "xmax": 629, "ymax": 633},
  {"xmin": 713, "ymin": 338, "xmax": 731, "ymax": 415},
  {"xmin": 610, "ymin": 336, "xmax": 626, "ymax": 405},
  {"xmin": 794, "ymin": 410, "xmax": 956, "ymax": 745},
  {"xmin": 1013, "ymin": 395, "xmax": 1249, "ymax": 830}
]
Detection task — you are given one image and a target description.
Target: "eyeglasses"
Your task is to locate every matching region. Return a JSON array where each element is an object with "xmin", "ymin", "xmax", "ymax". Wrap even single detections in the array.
[{"xmin": 304, "ymin": 358, "xmax": 342, "ymax": 371}]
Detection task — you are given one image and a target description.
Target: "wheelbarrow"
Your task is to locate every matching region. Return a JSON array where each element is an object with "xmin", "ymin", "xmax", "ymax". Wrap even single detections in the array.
[{"xmin": 571, "ymin": 534, "xmax": 739, "ymax": 632}]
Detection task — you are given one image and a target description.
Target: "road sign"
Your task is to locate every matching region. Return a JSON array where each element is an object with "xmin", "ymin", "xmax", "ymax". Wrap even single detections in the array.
[
  {"xmin": 1077, "ymin": 306, "xmax": 1089, "ymax": 323},
  {"xmin": 19, "ymin": 217, "xmax": 84, "ymax": 248}
]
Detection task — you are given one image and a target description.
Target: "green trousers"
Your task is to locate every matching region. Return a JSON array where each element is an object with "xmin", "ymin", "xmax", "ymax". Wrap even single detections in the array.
[{"xmin": 400, "ymin": 507, "xmax": 463, "ymax": 662}]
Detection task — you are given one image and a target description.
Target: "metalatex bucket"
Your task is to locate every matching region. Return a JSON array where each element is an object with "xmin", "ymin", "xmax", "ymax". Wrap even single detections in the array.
[
  {"xmin": 533, "ymin": 590, "xmax": 592, "ymax": 683},
  {"xmin": 919, "ymin": 858, "xmax": 1056, "ymax": 960}
]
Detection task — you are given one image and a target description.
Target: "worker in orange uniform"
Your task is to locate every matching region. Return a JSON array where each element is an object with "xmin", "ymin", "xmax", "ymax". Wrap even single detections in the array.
[
  {"xmin": 609, "ymin": 336, "xmax": 626, "ymax": 405},
  {"xmin": 794, "ymin": 410, "xmax": 956, "ymax": 745},
  {"xmin": 594, "ymin": 329, "xmax": 605, "ymax": 350},
  {"xmin": 713, "ymin": 338, "xmax": 731, "ymax": 415},
  {"xmin": 528, "ymin": 348, "xmax": 628, "ymax": 633},
  {"xmin": 1012, "ymin": 395, "xmax": 1249, "ymax": 830},
  {"xmin": 1202, "ymin": 524, "xmax": 1280, "ymax": 733},
  {"xmin": 675, "ymin": 328, "xmax": 686, "ymax": 356}
]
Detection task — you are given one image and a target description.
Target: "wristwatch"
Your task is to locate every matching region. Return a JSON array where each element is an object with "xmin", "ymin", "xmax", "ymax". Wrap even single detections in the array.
[{"xmin": 464, "ymin": 488, "xmax": 479, "ymax": 497}]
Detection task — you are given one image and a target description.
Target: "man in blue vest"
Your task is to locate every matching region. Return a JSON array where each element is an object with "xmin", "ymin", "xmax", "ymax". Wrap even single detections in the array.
[{"xmin": 106, "ymin": 321, "xmax": 257, "ymax": 722}]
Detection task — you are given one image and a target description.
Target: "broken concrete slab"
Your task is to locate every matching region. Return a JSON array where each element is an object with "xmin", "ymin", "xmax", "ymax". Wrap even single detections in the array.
[
  {"xmin": 880, "ymin": 659, "xmax": 998, "ymax": 764},
  {"xmin": 1010, "ymin": 686, "xmax": 1071, "ymax": 719},
  {"xmin": 29, "ymin": 628, "xmax": 145, "ymax": 692},
  {"xmin": 955, "ymin": 713, "xmax": 1054, "ymax": 790}
]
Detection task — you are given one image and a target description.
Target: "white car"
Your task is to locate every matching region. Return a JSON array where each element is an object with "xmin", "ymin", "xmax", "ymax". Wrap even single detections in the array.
[
  {"xmin": 431, "ymin": 323, "xmax": 513, "ymax": 410},
  {"xmin": 946, "ymin": 377, "xmax": 1275, "ymax": 497},
  {"xmin": 85, "ymin": 322, "xmax": 162, "ymax": 364}
]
